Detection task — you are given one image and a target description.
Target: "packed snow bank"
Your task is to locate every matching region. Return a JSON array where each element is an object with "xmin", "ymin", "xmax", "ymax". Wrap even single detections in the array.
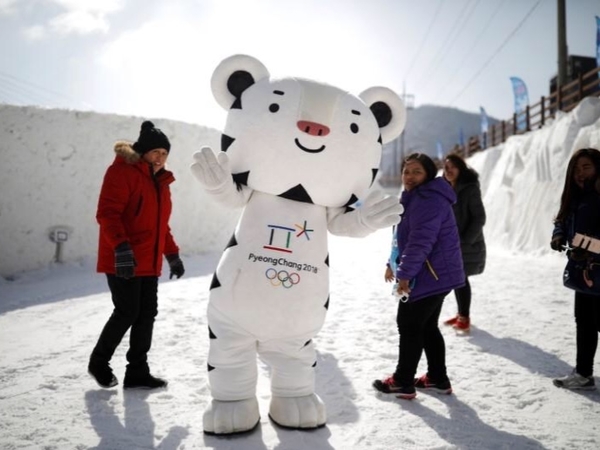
[
  {"xmin": 469, "ymin": 97, "xmax": 600, "ymax": 254},
  {"xmin": 1, "ymin": 105, "xmax": 238, "ymax": 277}
]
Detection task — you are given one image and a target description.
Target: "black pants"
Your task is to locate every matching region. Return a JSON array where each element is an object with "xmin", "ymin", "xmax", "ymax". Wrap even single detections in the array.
[
  {"xmin": 394, "ymin": 292, "xmax": 450, "ymax": 386},
  {"xmin": 574, "ymin": 292, "xmax": 600, "ymax": 377},
  {"xmin": 454, "ymin": 277, "xmax": 471, "ymax": 317},
  {"xmin": 90, "ymin": 275, "xmax": 159, "ymax": 376}
]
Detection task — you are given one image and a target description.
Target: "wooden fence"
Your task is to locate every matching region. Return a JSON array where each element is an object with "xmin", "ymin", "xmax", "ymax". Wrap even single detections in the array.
[
  {"xmin": 459, "ymin": 65, "xmax": 600, "ymax": 158},
  {"xmin": 379, "ymin": 66, "xmax": 600, "ymax": 187}
]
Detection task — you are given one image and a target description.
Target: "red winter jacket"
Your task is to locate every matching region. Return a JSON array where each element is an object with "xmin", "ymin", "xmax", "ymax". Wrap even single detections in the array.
[{"xmin": 96, "ymin": 142, "xmax": 179, "ymax": 277}]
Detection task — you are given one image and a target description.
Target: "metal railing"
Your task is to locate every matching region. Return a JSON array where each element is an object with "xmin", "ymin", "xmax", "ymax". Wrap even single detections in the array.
[
  {"xmin": 378, "ymin": 66, "xmax": 600, "ymax": 186},
  {"xmin": 460, "ymin": 66, "xmax": 600, "ymax": 157}
]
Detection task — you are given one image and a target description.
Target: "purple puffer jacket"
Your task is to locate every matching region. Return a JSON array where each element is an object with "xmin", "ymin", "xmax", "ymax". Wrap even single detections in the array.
[{"xmin": 395, "ymin": 177, "xmax": 465, "ymax": 302}]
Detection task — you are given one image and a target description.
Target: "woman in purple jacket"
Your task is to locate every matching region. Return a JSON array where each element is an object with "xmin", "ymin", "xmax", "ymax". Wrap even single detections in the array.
[{"xmin": 374, "ymin": 153, "xmax": 465, "ymax": 399}]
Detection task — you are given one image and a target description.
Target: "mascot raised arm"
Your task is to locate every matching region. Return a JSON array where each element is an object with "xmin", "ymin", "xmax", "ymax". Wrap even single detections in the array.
[{"xmin": 191, "ymin": 54, "xmax": 406, "ymax": 435}]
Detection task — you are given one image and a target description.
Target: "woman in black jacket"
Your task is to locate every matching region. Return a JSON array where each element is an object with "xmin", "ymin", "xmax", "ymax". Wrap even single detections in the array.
[
  {"xmin": 442, "ymin": 154, "xmax": 486, "ymax": 333},
  {"xmin": 551, "ymin": 148, "xmax": 600, "ymax": 390}
]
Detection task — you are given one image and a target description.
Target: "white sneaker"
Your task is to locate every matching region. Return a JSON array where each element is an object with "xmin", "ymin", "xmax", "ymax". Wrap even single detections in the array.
[{"xmin": 553, "ymin": 370, "xmax": 596, "ymax": 390}]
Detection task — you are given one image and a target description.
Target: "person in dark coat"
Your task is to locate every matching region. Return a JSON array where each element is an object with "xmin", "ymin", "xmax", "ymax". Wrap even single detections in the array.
[
  {"xmin": 551, "ymin": 148, "xmax": 600, "ymax": 391},
  {"xmin": 374, "ymin": 153, "xmax": 465, "ymax": 400},
  {"xmin": 442, "ymin": 153, "xmax": 486, "ymax": 332},
  {"xmin": 89, "ymin": 121, "xmax": 185, "ymax": 390}
]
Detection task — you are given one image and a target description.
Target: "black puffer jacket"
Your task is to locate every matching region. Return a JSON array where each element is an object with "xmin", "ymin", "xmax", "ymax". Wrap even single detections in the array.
[{"xmin": 452, "ymin": 174, "xmax": 486, "ymax": 276}]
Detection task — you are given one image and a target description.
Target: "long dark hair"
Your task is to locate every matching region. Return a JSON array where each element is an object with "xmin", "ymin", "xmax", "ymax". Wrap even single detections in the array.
[
  {"xmin": 444, "ymin": 153, "xmax": 479, "ymax": 185},
  {"xmin": 402, "ymin": 153, "xmax": 437, "ymax": 183},
  {"xmin": 555, "ymin": 148, "xmax": 600, "ymax": 222}
]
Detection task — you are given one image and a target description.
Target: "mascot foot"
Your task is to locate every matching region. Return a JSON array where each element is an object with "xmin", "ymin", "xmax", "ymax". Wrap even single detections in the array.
[
  {"xmin": 268, "ymin": 394, "xmax": 327, "ymax": 430},
  {"xmin": 203, "ymin": 397, "xmax": 260, "ymax": 435}
]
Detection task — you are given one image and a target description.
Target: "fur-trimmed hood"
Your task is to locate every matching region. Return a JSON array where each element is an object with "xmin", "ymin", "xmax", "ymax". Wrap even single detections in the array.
[{"xmin": 114, "ymin": 141, "xmax": 142, "ymax": 164}]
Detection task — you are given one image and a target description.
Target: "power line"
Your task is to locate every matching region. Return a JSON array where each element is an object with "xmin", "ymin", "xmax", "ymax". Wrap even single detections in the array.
[
  {"xmin": 0, "ymin": 73, "xmax": 60, "ymax": 106},
  {"xmin": 403, "ymin": 0, "xmax": 446, "ymax": 82},
  {"xmin": 448, "ymin": 0, "xmax": 543, "ymax": 106},
  {"xmin": 0, "ymin": 70, "xmax": 91, "ymax": 110},
  {"xmin": 414, "ymin": 0, "xmax": 481, "ymax": 92},
  {"xmin": 431, "ymin": 0, "xmax": 507, "ymax": 101}
]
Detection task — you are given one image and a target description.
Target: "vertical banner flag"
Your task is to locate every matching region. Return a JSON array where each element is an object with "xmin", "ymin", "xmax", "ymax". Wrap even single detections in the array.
[
  {"xmin": 596, "ymin": 16, "xmax": 600, "ymax": 79},
  {"xmin": 510, "ymin": 77, "xmax": 529, "ymax": 131},
  {"xmin": 436, "ymin": 140, "xmax": 443, "ymax": 160},
  {"xmin": 480, "ymin": 106, "xmax": 488, "ymax": 148}
]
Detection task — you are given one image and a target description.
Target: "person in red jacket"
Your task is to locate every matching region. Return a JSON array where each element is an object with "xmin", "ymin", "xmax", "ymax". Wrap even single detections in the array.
[{"xmin": 88, "ymin": 120, "xmax": 185, "ymax": 390}]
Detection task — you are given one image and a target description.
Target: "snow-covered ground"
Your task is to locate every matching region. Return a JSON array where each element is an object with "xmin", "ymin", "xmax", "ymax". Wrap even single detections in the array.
[
  {"xmin": 1, "ymin": 230, "xmax": 599, "ymax": 450},
  {"xmin": 2, "ymin": 94, "xmax": 600, "ymax": 450}
]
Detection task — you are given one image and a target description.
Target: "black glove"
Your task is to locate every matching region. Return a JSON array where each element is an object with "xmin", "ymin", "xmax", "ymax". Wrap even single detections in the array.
[
  {"xmin": 550, "ymin": 235, "xmax": 566, "ymax": 252},
  {"xmin": 166, "ymin": 253, "xmax": 185, "ymax": 279},
  {"xmin": 569, "ymin": 247, "xmax": 588, "ymax": 261},
  {"xmin": 114, "ymin": 242, "xmax": 136, "ymax": 278}
]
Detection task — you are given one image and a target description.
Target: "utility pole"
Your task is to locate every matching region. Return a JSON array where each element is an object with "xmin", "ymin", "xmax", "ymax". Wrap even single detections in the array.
[
  {"xmin": 557, "ymin": 0, "xmax": 568, "ymax": 87},
  {"xmin": 395, "ymin": 81, "xmax": 414, "ymax": 183}
]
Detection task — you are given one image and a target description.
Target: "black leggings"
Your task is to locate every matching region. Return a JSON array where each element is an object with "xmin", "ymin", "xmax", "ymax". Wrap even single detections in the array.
[
  {"xmin": 454, "ymin": 277, "xmax": 471, "ymax": 317},
  {"xmin": 394, "ymin": 292, "xmax": 450, "ymax": 386},
  {"xmin": 90, "ymin": 275, "xmax": 159, "ymax": 375},
  {"xmin": 574, "ymin": 292, "xmax": 600, "ymax": 377}
]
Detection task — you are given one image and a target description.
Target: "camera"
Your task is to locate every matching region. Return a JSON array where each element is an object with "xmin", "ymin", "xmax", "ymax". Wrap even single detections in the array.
[{"xmin": 392, "ymin": 283, "xmax": 410, "ymax": 302}]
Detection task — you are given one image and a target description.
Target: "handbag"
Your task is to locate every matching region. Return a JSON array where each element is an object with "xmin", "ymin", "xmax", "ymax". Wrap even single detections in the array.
[{"xmin": 563, "ymin": 233, "xmax": 600, "ymax": 294}]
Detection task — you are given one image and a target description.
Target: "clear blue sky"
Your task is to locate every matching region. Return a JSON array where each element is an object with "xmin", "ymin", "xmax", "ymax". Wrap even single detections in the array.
[{"xmin": 0, "ymin": 0, "xmax": 599, "ymax": 130}]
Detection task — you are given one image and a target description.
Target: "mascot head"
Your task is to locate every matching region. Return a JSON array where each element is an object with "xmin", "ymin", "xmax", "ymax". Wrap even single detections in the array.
[{"xmin": 211, "ymin": 54, "xmax": 406, "ymax": 207}]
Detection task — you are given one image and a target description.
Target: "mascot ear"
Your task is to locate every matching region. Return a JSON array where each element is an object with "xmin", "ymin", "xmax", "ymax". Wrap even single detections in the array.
[
  {"xmin": 359, "ymin": 87, "xmax": 406, "ymax": 144},
  {"xmin": 211, "ymin": 54, "xmax": 270, "ymax": 110}
]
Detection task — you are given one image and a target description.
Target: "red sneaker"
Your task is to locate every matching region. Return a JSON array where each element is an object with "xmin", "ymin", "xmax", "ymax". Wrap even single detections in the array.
[
  {"xmin": 414, "ymin": 374, "xmax": 453, "ymax": 395},
  {"xmin": 453, "ymin": 316, "xmax": 471, "ymax": 333},
  {"xmin": 373, "ymin": 376, "xmax": 417, "ymax": 399},
  {"xmin": 443, "ymin": 315, "xmax": 459, "ymax": 326}
]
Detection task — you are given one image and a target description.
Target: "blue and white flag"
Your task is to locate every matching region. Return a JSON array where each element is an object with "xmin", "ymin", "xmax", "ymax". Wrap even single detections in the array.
[
  {"xmin": 596, "ymin": 16, "xmax": 600, "ymax": 78},
  {"xmin": 436, "ymin": 140, "xmax": 443, "ymax": 160},
  {"xmin": 480, "ymin": 106, "xmax": 488, "ymax": 148},
  {"xmin": 480, "ymin": 106, "xmax": 488, "ymax": 133},
  {"xmin": 510, "ymin": 77, "xmax": 529, "ymax": 131}
]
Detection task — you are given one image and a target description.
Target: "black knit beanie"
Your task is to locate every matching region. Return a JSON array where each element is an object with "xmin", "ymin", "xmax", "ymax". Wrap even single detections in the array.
[{"xmin": 132, "ymin": 121, "xmax": 171, "ymax": 155}]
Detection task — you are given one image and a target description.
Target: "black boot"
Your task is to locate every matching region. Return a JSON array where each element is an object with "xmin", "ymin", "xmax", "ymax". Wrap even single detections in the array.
[
  {"xmin": 88, "ymin": 361, "xmax": 118, "ymax": 388},
  {"xmin": 123, "ymin": 373, "xmax": 168, "ymax": 390}
]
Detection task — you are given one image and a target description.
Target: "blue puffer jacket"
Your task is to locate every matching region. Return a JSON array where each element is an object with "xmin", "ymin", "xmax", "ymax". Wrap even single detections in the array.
[{"xmin": 395, "ymin": 177, "xmax": 465, "ymax": 302}]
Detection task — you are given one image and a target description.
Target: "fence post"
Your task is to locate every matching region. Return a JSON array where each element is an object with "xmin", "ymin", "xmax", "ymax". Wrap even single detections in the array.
[
  {"xmin": 557, "ymin": 84, "xmax": 562, "ymax": 111},
  {"xmin": 502, "ymin": 121, "xmax": 506, "ymax": 142},
  {"xmin": 540, "ymin": 95, "xmax": 545, "ymax": 127},
  {"xmin": 526, "ymin": 105, "xmax": 530, "ymax": 131},
  {"xmin": 513, "ymin": 113, "xmax": 517, "ymax": 135}
]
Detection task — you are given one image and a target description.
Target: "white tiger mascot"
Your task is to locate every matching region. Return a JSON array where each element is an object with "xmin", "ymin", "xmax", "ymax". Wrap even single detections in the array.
[{"xmin": 191, "ymin": 54, "xmax": 406, "ymax": 435}]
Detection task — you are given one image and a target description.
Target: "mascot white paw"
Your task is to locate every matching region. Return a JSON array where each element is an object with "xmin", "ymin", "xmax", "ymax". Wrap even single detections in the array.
[
  {"xmin": 203, "ymin": 397, "xmax": 260, "ymax": 435},
  {"xmin": 357, "ymin": 190, "xmax": 404, "ymax": 230},
  {"xmin": 268, "ymin": 394, "xmax": 326, "ymax": 430}
]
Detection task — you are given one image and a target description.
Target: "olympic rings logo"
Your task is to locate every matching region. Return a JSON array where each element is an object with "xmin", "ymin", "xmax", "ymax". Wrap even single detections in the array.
[{"xmin": 265, "ymin": 268, "xmax": 301, "ymax": 288}]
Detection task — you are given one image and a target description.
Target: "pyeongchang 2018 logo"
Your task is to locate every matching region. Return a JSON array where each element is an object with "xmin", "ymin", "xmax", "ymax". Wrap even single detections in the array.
[{"xmin": 247, "ymin": 220, "xmax": 318, "ymax": 289}]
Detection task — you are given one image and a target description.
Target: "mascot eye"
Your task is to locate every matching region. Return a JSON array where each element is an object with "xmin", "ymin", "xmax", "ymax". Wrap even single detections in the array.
[
  {"xmin": 269, "ymin": 103, "xmax": 280, "ymax": 113},
  {"xmin": 350, "ymin": 123, "xmax": 359, "ymax": 134}
]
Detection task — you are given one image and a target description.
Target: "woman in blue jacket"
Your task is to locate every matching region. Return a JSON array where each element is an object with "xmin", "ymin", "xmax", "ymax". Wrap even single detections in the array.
[{"xmin": 374, "ymin": 153, "xmax": 465, "ymax": 399}]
